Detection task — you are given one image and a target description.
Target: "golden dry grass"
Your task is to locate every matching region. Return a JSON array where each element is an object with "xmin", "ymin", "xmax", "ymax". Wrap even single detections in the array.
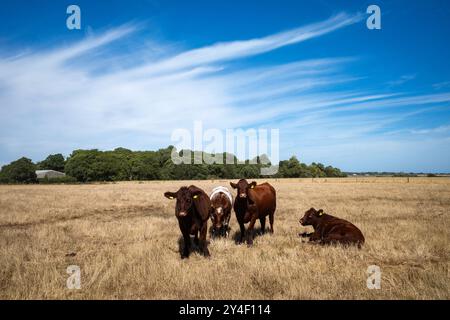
[{"xmin": 0, "ymin": 177, "xmax": 449, "ymax": 299}]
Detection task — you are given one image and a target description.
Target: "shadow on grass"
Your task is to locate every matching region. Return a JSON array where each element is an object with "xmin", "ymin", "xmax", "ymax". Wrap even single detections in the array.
[
  {"xmin": 231, "ymin": 226, "xmax": 271, "ymax": 245},
  {"xmin": 177, "ymin": 235, "xmax": 211, "ymax": 257}
]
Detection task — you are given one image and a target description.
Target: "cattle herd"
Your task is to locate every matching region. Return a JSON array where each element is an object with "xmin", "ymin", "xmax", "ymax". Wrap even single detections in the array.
[{"xmin": 164, "ymin": 179, "xmax": 365, "ymax": 259}]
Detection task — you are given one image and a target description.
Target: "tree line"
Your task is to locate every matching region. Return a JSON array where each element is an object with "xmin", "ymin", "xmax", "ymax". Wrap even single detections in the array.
[{"xmin": 0, "ymin": 146, "xmax": 346, "ymax": 183}]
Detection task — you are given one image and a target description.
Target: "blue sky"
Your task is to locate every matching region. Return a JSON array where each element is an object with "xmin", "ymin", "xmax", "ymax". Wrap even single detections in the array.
[{"xmin": 1, "ymin": 0, "xmax": 450, "ymax": 172}]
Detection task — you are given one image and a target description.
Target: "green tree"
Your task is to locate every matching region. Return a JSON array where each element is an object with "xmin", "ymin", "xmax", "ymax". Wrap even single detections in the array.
[
  {"xmin": 237, "ymin": 163, "xmax": 260, "ymax": 179},
  {"xmin": 40, "ymin": 146, "xmax": 348, "ymax": 182},
  {"xmin": 309, "ymin": 162, "xmax": 326, "ymax": 177},
  {"xmin": 278, "ymin": 156, "xmax": 304, "ymax": 177},
  {"xmin": 324, "ymin": 165, "xmax": 346, "ymax": 177},
  {"xmin": 64, "ymin": 149, "xmax": 99, "ymax": 182},
  {"xmin": 130, "ymin": 151, "xmax": 160, "ymax": 180},
  {"xmin": 37, "ymin": 153, "xmax": 66, "ymax": 172},
  {"xmin": 0, "ymin": 157, "xmax": 37, "ymax": 183}
]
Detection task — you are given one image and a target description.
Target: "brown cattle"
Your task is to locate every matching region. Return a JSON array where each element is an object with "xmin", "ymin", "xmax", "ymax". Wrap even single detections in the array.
[
  {"xmin": 209, "ymin": 186, "xmax": 233, "ymax": 237},
  {"xmin": 164, "ymin": 185, "xmax": 211, "ymax": 259},
  {"xmin": 230, "ymin": 179, "xmax": 276, "ymax": 246},
  {"xmin": 299, "ymin": 208, "xmax": 365, "ymax": 248}
]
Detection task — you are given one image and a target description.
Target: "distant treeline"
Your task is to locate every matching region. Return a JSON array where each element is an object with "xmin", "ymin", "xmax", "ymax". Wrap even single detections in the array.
[
  {"xmin": 0, "ymin": 146, "xmax": 346, "ymax": 183},
  {"xmin": 346, "ymin": 172, "xmax": 441, "ymax": 177}
]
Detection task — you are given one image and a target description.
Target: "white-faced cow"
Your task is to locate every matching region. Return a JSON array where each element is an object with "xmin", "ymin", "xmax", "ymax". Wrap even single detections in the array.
[{"xmin": 209, "ymin": 186, "xmax": 233, "ymax": 237}]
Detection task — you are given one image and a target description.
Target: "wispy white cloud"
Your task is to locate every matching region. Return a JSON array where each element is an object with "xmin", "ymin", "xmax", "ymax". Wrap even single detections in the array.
[
  {"xmin": 0, "ymin": 12, "xmax": 449, "ymax": 172},
  {"xmin": 386, "ymin": 74, "xmax": 416, "ymax": 87},
  {"xmin": 411, "ymin": 125, "xmax": 450, "ymax": 134},
  {"xmin": 433, "ymin": 81, "xmax": 450, "ymax": 90},
  {"xmin": 0, "ymin": 13, "xmax": 363, "ymax": 157}
]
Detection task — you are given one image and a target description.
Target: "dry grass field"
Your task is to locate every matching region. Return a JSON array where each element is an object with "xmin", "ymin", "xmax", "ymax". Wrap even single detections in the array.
[{"xmin": 0, "ymin": 177, "xmax": 449, "ymax": 300}]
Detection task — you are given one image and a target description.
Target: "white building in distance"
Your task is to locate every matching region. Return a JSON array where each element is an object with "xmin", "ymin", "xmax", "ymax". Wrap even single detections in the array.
[{"xmin": 35, "ymin": 170, "xmax": 66, "ymax": 179}]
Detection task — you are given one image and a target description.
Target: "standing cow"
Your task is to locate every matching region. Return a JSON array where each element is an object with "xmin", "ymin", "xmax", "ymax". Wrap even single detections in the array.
[
  {"xmin": 230, "ymin": 179, "xmax": 276, "ymax": 246},
  {"xmin": 164, "ymin": 185, "xmax": 211, "ymax": 259},
  {"xmin": 209, "ymin": 186, "xmax": 233, "ymax": 237}
]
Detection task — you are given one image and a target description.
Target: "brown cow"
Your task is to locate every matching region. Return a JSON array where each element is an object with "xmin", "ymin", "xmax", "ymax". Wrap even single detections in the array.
[
  {"xmin": 299, "ymin": 208, "xmax": 365, "ymax": 248},
  {"xmin": 164, "ymin": 185, "xmax": 211, "ymax": 259},
  {"xmin": 209, "ymin": 186, "xmax": 233, "ymax": 237},
  {"xmin": 230, "ymin": 179, "xmax": 276, "ymax": 246}
]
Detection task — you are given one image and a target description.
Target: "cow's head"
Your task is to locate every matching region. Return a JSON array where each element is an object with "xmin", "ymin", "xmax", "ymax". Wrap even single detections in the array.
[
  {"xmin": 300, "ymin": 207, "xmax": 324, "ymax": 226},
  {"xmin": 230, "ymin": 179, "xmax": 256, "ymax": 200},
  {"xmin": 210, "ymin": 194, "xmax": 230, "ymax": 231},
  {"xmin": 164, "ymin": 186, "xmax": 202, "ymax": 217}
]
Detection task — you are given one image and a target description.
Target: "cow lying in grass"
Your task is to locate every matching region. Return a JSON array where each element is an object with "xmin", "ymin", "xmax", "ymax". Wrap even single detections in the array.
[
  {"xmin": 299, "ymin": 208, "xmax": 365, "ymax": 248},
  {"xmin": 164, "ymin": 185, "xmax": 210, "ymax": 259}
]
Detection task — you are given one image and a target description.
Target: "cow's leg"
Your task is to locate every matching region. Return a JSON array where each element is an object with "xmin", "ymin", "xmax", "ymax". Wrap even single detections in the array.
[
  {"xmin": 309, "ymin": 231, "xmax": 321, "ymax": 242},
  {"xmin": 247, "ymin": 215, "xmax": 258, "ymax": 246},
  {"xmin": 224, "ymin": 211, "xmax": 231, "ymax": 237},
  {"xmin": 181, "ymin": 231, "xmax": 191, "ymax": 259},
  {"xmin": 259, "ymin": 216, "xmax": 266, "ymax": 234},
  {"xmin": 299, "ymin": 232, "xmax": 314, "ymax": 238},
  {"xmin": 199, "ymin": 223, "xmax": 210, "ymax": 257},
  {"xmin": 269, "ymin": 211, "xmax": 274, "ymax": 233},
  {"xmin": 238, "ymin": 221, "xmax": 246, "ymax": 244},
  {"xmin": 193, "ymin": 233, "xmax": 199, "ymax": 247}
]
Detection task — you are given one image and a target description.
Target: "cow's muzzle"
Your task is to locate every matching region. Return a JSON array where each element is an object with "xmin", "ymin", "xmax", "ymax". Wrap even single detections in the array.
[{"xmin": 179, "ymin": 211, "xmax": 187, "ymax": 217}]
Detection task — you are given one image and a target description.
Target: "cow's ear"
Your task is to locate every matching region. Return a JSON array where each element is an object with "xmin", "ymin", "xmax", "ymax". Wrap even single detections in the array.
[
  {"xmin": 249, "ymin": 181, "xmax": 257, "ymax": 189},
  {"xmin": 230, "ymin": 182, "xmax": 238, "ymax": 189},
  {"xmin": 164, "ymin": 191, "xmax": 177, "ymax": 200},
  {"xmin": 318, "ymin": 209, "xmax": 324, "ymax": 216}
]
